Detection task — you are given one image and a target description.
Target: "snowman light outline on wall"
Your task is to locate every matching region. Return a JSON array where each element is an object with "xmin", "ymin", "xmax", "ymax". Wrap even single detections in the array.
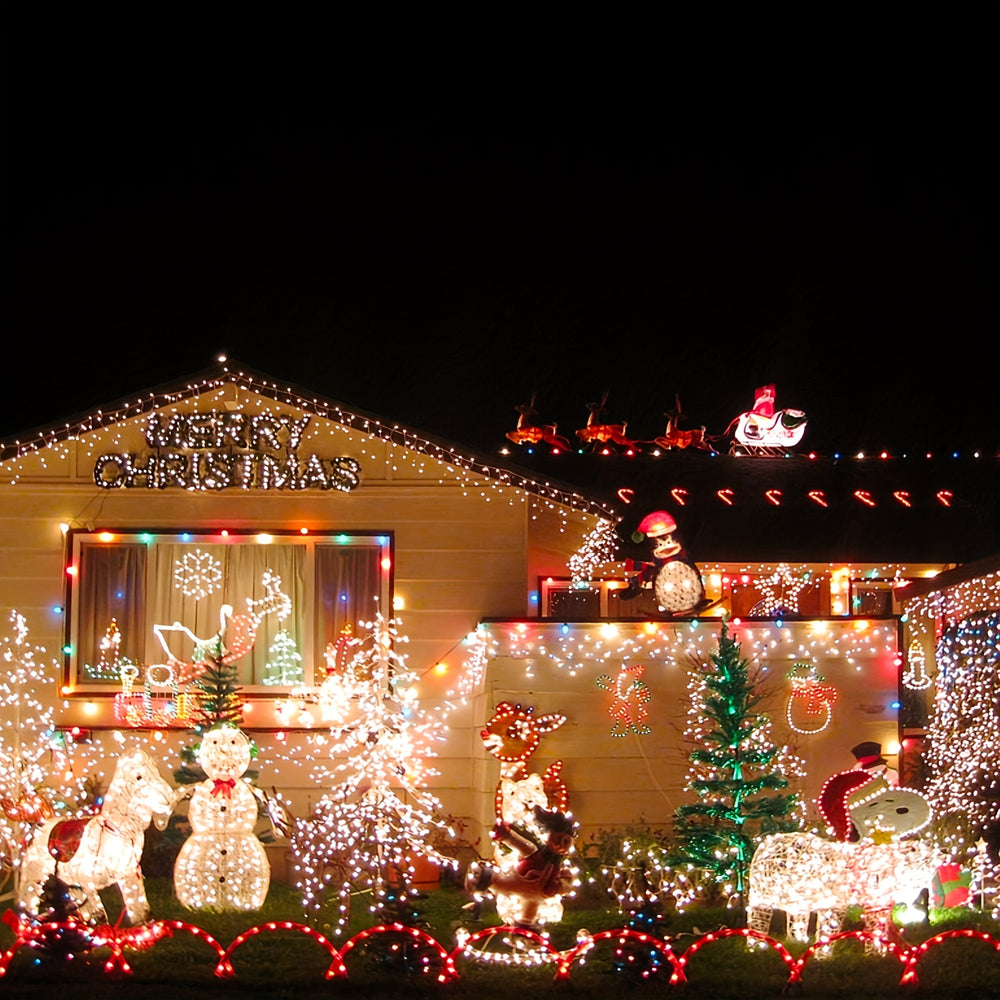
[
  {"xmin": 618, "ymin": 510, "xmax": 707, "ymax": 616},
  {"xmin": 173, "ymin": 724, "xmax": 271, "ymax": 911}
]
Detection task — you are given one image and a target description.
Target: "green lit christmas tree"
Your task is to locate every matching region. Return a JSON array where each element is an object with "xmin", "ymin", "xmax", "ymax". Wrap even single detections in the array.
[
  {"xmin": 262, "ymin": 629, "xmax": 303, "ymax": 686},
  {"xmin": 192, "ymin": 650, "xmax": 245, "ymax": 729},
  {"xmin": 175, "ymin": 648, "xmax": 247, "ymax": 785},
  {"xmin": 669, "ymin": 622, "xmax": 801, "ymax": 914}
]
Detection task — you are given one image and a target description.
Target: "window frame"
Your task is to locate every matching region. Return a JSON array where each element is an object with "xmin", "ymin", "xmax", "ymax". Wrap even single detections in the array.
[{"xmin": 64, "ymin": 528, "xmax": 393, "ymax": 697}]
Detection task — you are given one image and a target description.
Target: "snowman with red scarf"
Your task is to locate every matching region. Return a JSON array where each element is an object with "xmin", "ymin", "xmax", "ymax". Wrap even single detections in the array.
[
  {"xmin": 173, "ymin": 724, "xmax": 270, "ymax": 910},
  {"xmin": 618, "ymin": 510, "xmax": 706, "ymax": 615}
]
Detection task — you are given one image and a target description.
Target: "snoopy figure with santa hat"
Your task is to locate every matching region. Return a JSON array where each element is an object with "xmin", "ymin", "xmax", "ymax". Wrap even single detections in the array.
[
  {"xmin": 173, "ymin": 724, "xmax": 270, "ymax": 910},
  {"xmin": 618, "ymin": 510, "xmax": 706, "ymax": 615}
]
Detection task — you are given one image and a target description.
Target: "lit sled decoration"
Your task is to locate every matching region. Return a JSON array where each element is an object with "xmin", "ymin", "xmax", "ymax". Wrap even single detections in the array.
[
  {"xmin": 150, "ymin": 568, "xmax": 292, "ymax": 685},
  {"xmin": 727, "ymin": 385, "xmax": 807, "ymax": 455}
]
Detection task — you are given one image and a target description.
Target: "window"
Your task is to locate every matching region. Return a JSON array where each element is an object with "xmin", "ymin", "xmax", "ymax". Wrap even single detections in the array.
[
  {"xmin": 540, "ymin": 578, "xmax": 627, "ymax": 619},
  {"xmin": 67, "ymin": 530, "xmax": 391, "ymax": 691}
]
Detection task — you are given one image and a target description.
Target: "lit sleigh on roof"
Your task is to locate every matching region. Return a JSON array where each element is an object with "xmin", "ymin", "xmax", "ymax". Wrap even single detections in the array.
[{"xmin": 726, "ymin": 384, "xmax": 807, "ymax": 456}]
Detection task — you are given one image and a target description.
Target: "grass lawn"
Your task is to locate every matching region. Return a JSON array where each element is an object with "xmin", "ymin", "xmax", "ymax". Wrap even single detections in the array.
[{"xmin": 1, "ymin": 878, "xmax": 999, "ymax": 998}]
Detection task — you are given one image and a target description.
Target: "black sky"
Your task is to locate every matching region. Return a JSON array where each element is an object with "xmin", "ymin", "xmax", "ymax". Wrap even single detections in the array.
[{"xmin": 3, "ymin": 48, "xmax": 995, "ymax": 457}]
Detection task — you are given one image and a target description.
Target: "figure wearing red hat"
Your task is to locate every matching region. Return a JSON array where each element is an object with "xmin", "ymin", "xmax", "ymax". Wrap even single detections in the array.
[{"xmin": 618, "ymin": 510, "xmax": 706, "ymax": 615}]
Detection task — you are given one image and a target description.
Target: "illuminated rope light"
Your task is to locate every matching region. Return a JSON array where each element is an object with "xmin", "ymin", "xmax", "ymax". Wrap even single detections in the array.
[
  {"xmin": 218, "ymin": 921, "xmax": 345, "ymax": 979},
  {"xmin": 1, "ymin": 913, "xmax": 997, "ymax": 986},
  {"xmin": 668, "ymin": 927, "xmax": 797, "ymax": 987},
  {"xmin": 785, "ymin": 662, "xmax": 837, "ymax": 734},
  {"xmin": 901, "ymin": 640, "xmax": 932, "ymax": 690}
]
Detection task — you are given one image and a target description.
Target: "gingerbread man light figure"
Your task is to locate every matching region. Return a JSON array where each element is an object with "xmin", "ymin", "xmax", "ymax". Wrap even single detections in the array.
[{"xmin": 597, "ymin": 664, "xmax": 652, "ymax": 737}]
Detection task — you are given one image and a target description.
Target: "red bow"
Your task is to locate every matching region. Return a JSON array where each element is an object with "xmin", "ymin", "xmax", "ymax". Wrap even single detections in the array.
[{"xmin": 211, "ymin": 778, "xmax": 236, "ymax": 798}]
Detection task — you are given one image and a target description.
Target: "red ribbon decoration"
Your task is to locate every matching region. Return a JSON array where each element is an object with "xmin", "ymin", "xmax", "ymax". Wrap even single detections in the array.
[{"xmin": 211, "ymin": 778, "xmax": 236, "ymax": 798}]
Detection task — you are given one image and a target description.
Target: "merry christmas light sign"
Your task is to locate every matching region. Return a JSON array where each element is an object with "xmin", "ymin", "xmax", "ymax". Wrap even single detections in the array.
[{"xmin": 93, "ymin": 412, "xmax": 361, "ymax": 492}]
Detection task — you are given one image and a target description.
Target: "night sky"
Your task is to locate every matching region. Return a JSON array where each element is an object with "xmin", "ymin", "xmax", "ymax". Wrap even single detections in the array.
[{"xmin": 3, "ymin": 50, "xmax": 995, "ymax": 458}]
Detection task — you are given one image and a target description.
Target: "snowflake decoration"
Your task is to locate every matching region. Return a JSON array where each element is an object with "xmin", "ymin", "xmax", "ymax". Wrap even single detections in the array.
[{"xmin": 174, "ymin": 549, "xmax": 223, "ymax": 600}]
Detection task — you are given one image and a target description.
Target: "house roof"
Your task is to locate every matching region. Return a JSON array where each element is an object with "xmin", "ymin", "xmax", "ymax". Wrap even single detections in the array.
[
  {"xmin": 506, "ymin": 448, "xmax": 999, "ymax": 564},
  {"xmin": 0, "ymin": 360, "xmax": 616, "ymax": 520},
  {"xmin": 2, "ymin": 360, "xmax": 996, "ymax": 565}
]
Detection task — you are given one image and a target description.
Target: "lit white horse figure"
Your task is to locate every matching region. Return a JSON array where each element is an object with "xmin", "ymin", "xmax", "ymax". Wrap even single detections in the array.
[{"xmin": 18, "ymin": 747, "xmax": 177, "ymax": 925}]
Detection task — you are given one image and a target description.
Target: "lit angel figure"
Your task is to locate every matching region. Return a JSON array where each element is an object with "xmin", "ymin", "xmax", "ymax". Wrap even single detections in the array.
[
  {"xmin": 151, "ymin": 569, "xmax": 292, "ymax": 684},
  {"xmin": 597, "ymin": 664, "xmax": 652, "ymax": 737},
  {"xmin": 173, "ymin": 725, "xmax": 270, "ymax": 911},
  {"xmin": 288, "ymin": 615, "xmax": 455, "ymax": 934}
]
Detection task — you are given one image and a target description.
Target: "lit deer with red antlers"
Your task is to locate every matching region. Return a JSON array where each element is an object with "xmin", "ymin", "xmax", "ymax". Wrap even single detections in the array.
[
  {"xmin": 506, "ymin": 395, "xmax": 572, "ymax": 452},
  {"xmin": 576, "ymin": 391, "xmax": 639, "ymax": 450},
  {"xmin": 480, "ymin": 701, "xmax": 569, "ymax": 829},
  {"xmin": 469, "ymin": 702, "xmax": 576, "ymax": 930}
]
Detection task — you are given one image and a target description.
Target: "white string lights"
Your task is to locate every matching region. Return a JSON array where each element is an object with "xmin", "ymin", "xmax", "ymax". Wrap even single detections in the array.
[{"xmin": 0, "ymin": 364, "xmax": 613, "ymax": 534}]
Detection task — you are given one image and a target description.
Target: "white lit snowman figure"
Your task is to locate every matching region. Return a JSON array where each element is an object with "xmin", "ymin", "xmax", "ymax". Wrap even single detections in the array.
[{"xmin": 173, "ymin": 725, "xmax": 270, "ymax": 910}]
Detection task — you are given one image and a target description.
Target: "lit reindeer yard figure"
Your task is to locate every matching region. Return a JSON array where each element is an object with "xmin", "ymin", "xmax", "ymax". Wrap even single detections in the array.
[
  {"xmin": 468, "ymin": 702, "xmax": 575, "ymax": 929},
  {"xmin": 480, "ymin": 701, "xmax": 568, "ymax": 830},
  {"xmin": 18, "ymin": 747, "xmax": 177, "ymax": 925}
]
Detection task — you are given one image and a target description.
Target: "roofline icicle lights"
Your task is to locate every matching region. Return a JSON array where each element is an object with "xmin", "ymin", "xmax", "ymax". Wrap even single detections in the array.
[{"xmin": 0, "ymin": 363, "xmax": 614, "ymax": 522}]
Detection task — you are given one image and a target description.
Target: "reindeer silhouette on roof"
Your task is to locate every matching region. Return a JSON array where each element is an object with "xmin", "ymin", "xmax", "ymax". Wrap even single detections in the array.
[
  {"xmin": 576, "ymin": 391, "xmax": 639, "ymax": 450},
  {"xmin": 506, "ymin": 395, "xmax": 572, "ymax": 451}
]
